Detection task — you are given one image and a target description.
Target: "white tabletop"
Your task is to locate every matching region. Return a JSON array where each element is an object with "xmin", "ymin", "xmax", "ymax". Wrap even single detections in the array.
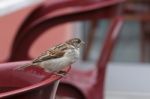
[{"xmin": 0, "ymin": 0, "xmax": 42, "ymax": 16}]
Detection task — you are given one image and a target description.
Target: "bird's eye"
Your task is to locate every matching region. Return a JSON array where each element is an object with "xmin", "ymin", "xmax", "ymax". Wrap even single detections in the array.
[{"xmin": 77, "ymin": 40, "xmax": 81, "ymax": 43}]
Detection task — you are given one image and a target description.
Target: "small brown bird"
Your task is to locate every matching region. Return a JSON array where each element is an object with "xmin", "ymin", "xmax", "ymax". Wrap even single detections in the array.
[{"xmin": 15, "ymin": 38, "xmax": 84, "ymax": 76}]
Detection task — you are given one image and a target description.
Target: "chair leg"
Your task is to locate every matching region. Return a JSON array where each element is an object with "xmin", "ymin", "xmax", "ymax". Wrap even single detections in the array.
[{"xmin": 91, "ymin": 17, "xmax": 123, "ymax": 99}]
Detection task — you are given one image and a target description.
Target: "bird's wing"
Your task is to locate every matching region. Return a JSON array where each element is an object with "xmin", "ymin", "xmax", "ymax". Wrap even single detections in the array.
[{"xmin": 32, "ymin": 44, "xmax": 68, "ymax": 63}]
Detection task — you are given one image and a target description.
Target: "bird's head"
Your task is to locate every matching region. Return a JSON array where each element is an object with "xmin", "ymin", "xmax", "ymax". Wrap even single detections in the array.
[{"xmin": 66, "ymin": 38, "xmax": 85, "ymax": 48}]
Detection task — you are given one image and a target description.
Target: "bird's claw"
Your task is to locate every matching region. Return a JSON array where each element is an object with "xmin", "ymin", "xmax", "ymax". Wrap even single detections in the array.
[{"xmin": 54, "ymin": 71, "xmax": 67, "ymax": 77}]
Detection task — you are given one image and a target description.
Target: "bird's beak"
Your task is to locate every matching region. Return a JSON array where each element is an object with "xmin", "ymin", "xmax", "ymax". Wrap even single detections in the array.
[
  {"xmin": 77, "ymin": 41, "xmax": 85, "ymax": 48},
  {"xmin": 80, "ymin": 41, "xmax": 85, "ymax": 46}
]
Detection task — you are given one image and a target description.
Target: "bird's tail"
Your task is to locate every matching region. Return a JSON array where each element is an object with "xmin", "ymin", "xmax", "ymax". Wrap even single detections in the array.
[{"xmin": 14, "ymin": 63, "xmax": 32, "ymax": 70}]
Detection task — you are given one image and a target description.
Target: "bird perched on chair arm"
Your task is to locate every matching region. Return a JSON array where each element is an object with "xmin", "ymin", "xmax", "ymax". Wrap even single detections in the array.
[{"xmin": 15, "ymin": 38, "xmax": 84, "ymax": 76}]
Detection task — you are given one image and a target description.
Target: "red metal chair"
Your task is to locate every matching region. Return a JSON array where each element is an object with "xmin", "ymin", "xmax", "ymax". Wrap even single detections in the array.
[
  {"xmin": 7, "ymin": 0, "xmax": 124, "ymax": 99},
  {"xmin": 0, "ymin": 61, "xmax": 70, "ymax": 99}
]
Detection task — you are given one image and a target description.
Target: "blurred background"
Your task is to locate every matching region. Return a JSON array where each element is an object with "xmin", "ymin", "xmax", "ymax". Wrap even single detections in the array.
[{"xmin": 0, "ymin": 0, "xmax": 150, "ymax": 99}]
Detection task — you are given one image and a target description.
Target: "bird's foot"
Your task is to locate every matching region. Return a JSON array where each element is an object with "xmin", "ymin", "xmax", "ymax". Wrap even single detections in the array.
[
  {"xmin": 43, "ymin": 69, "xmax": 68, "ymax": 77},
  {"xmin": 54, "ymin": 71, "xmax": 68, "ymax": 77}
]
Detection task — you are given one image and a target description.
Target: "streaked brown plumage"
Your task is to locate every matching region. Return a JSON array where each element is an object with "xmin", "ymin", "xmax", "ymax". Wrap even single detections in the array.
[{"xmin": 15, "ymin": 38, "xmax": 84, "ymax": 76}]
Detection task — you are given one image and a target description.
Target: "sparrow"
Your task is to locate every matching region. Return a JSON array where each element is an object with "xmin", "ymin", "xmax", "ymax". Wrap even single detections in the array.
[{"xmin": 15, "ymin": 38, "xmax": 84, "ymax": 76}]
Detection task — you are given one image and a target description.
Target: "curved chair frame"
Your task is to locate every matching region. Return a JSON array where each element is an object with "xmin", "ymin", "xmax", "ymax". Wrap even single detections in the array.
[
  {"xmin": 8, "ymin": 0, "xmax": 124, "ymax": 99},
  {"xmin": 0, "ymin": 61, "xmax": 70, "ymax": 99}
]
